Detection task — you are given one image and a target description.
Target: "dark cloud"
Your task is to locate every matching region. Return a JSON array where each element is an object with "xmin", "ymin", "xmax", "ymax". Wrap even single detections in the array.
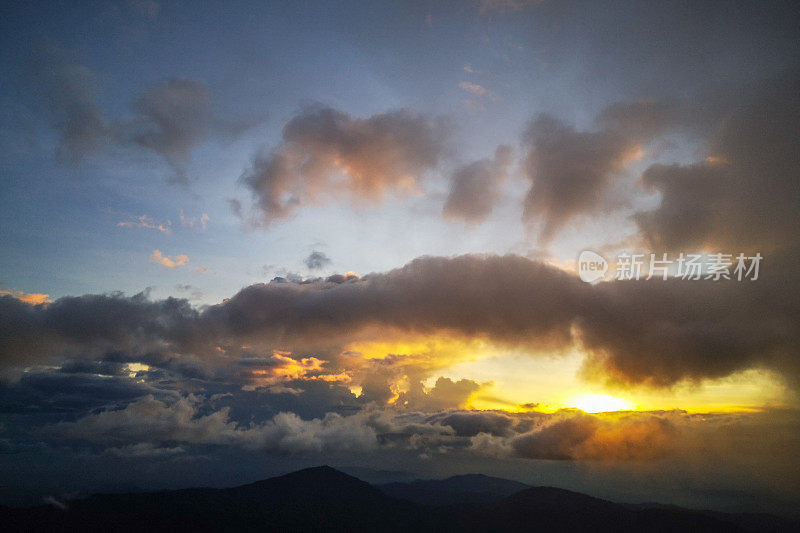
[
  {"xmin": 0, "ymin": 291, "xmax": 198, "ymax": 372},
  {"xmin": 26, "ymin": 46, "xmax": 254, "ymax": 182},
  {"xmin": 430, "ymin": 410, "xmax": 517, "ymax": 437},
  {"xmin": 3, "ymin": 251, "xmax": 799, "ymax": 390},
  {"xmin": 443, "ymin": 145, "xmax": 513, "ymax": 223},
  {"xmin": 577, "ymin": 246, "xmax": 800, "ymax": 387},
  {"xmin": 634, "ymin": 72, "xmax": 800, "ymax": 253},
  {"xmin": 188, "ymin": 255, "xmax": 584, "ymax": 371},
  {"xmin": 519, "ymin": 72, "xmax": 800, "ymax": 248},
  {"xmin": 521, "ymin": 113, "xmax": 650, "ymax": 243},
  {"xmin": 27, "ymin": 43, "xmax": 109, "ymax": 163},
  {"xmin": 241, "ymin": 106, "xmax": 448, "ymax": 225},
  {"xmin": 120, "ymin": 78, "xmax": 214, "ymax": 184},
  {"xmin": 594, "ymin": 99, "xmax": 677, "ymax": 140},
  {"xmin": 304, "ymin": 250, "xmax": 331, "ymax": 270},
  {"xmin": 398, "ymin": 377, "xmax": 483, "ymax": 410},
  {"xmin": 0, "ymin": 371, "xmax": 159, "ymax": 416}
]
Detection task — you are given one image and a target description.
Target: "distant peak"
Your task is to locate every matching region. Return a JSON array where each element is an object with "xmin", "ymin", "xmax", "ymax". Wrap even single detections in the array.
[
  {"xmin": 300, "ymin": 465, "xmax": 338, "ymax": 473},
  {"xmin": 292, "ymin": 465, "xmax": 349, "ymax": 477},
  {"xmin": 274, "ymin": 465, "xmax": 365, "ymax": 483}
]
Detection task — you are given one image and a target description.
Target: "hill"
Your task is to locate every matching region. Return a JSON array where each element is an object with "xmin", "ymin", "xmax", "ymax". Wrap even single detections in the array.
[{"xmin": 1, "ymin": 466, "xmax": 794, "ymax": 532}]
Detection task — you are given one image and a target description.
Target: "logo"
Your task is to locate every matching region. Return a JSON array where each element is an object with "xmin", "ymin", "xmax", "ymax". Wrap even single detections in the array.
[{"xmin": 578, "ymin": 250, "xmax": 608, "ymax": 283}]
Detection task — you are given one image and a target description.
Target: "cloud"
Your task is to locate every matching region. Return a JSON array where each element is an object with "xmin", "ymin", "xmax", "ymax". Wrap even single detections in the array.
[
  {"xmin": 519, "ymin": 73, "xmax": 799, "ymax": 252},
  {"xmin": 104, "ymin": 442, "xmax": 185, "ymax": 458},
  {"xmin": 468, "ymin": 410, "xmax": 678, "ymax": 461},
  {"xmin": 0, "ymin": 289, "xmax": 50, "ymax": 305},
  {"xmin": 27, "ymin": 45, "xmax": 255, "ymax": 182},
  {"xmin": 117, "ymin": 214, "xmax": 172, "ymax": 234},
  {"xmin": 0, "ymin": 369, "xmax": 157, "ymax": 415},
  {"xmin": 179, "ymin": 211, "xmax": 210, "ymax": 230},
  {"xmin": 242, "ymin": 352, "xmax": 350, "ymax": 389},
  {"xmin": 149, "ymin": 250, "xmax": 189, "ymax": 268},
  {"xmin": 44, "ymin": 391, "xmax": 772, "ymax": 467},
  {"xmin": 508, "ymin": 413, "xmax": 675, "ymax": 460},
  {"xmin": 3, "ymin": 251, "xmax": 799, "ymax": 389},
  {"xmin": 0, "ymin": 290, "xmax": 199, "ymax": 371},
  {"xmin": 49, "ymin": 394, "xmax": 379, "ymax": 454},
  {"xmin": 49, "ymin": 394, "xmax": 242, "ymax": 444},
  {"xmin": 510, "ymin": 71, "xmax": 799, "ymax": 263},
  {"xmin": 443, "ymin": 145, "xmax": 512, "ymax": 223},
  {"xmin": 634, "ymin": 73, "xmax": 800, "ymax": 253},
  {"xmin": 398, "ymin": 377, "xmax": 483, "ymax": 410},
  {"xmin": 43, "ymin": 496, "xmax": 68, "ymax": 510},
  {"xmin": 431, "ymin": 410, "xmax": 517, "ymax": 437},
  {"xmin": 458, "ymin": 81, "xmax": 496, "ymax": 99},
  {"xmin": 241, "ymin": 106, "xmax": 448, "ymax": 225},
  {"xmin": 6, "ymin": 380, "xmax": 795, "ymax": 512},
  {"xmin": 27, "ymin": 43, "xmax": 109, "ymax": 163},
  {"xmin": 304, "ymin": 250, "xmax": 332, "ymax": 270},
  {"xmin": 174, "ymin": 284, "xmax": 202, "ymax": 300},
  {"xmin": 521, "ymin": 114, "xmax": 646, "ymax": 243},
  {"xmin": 119, "ymin": 78, "xmax": 214, "ymax": 184},
  {"xmin": 575, "ymin": 249, "xmax": 800, "ymax": 387}
]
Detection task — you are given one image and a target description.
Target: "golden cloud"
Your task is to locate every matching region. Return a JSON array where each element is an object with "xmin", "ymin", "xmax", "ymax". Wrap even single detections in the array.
[{"xmin": 150, "ymin": 249, "xmax": 190, "ymax": 268}]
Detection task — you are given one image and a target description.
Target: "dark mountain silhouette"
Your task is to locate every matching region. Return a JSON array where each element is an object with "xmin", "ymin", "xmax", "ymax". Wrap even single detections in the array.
[
  {"xmin": 379, "ymin": 473, "xmax": 529, "ymax": 507},
  {"xmin": 1, "ymin": 466, "xmax": 795, "ymax": 532},
  {"xmin": 0, "ymin": 466, "xmax": 446, "ymax": 532},
  {"xmin": 471, "ymin": 485, "xmax": 798, "ymax": 533}
]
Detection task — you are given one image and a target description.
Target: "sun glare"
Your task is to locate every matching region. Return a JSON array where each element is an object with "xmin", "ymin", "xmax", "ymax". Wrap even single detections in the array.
[{"xmin": 571, "ymin": 394, "xmax": 635, "ymax": 413}]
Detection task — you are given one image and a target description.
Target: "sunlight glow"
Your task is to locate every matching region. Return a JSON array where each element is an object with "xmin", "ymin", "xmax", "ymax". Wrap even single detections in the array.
[{"xmin": 570, "ymin": 394, "xmax": 635, "ymax": 413}]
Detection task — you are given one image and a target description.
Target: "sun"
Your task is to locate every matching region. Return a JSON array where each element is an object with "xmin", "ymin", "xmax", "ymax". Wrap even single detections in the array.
[{"xmin": 570, "ymin": 394, "xmax": 635, "ymax": 413}]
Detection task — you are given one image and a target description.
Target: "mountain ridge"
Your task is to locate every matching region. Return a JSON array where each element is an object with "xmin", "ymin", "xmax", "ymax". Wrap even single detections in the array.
[{"xmin": 1, "ymin": 466, "xmax": 795, "ymax": 532}]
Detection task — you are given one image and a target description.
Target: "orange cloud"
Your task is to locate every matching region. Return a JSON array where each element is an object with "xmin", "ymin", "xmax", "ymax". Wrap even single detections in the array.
[
  {"xmin": 246, "ymin": 352, "xmax": 351, "ymax": 389},
  {"xmin": 150, "ymin": 250, "xmax": 189, "ymax": 268},
  {"xmin": 0, "ymin": 289, "xmax": 50, "ymax": 305},
  {"xmin": 475, "ymin": 411, "xmax": 678, "ymax": 461},
  {"xmin": 241, "ymin": 106, "xmax": 447, "ymax": 225}
]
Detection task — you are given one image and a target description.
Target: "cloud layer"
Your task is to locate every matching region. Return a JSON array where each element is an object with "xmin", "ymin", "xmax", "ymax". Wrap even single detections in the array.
[{"xmin": 3, "ymin": 247, "xmax": 799, "ymax": 390}]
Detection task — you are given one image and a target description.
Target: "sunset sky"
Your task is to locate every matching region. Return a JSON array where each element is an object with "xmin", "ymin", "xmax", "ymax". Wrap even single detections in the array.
[{"xmin": 1, "ymin": 0, "xmax": 799, "ymax": 515}]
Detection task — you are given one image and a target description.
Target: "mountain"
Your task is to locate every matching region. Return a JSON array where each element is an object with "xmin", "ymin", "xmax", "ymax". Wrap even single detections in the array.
[
  {"xmin": 0, "ymin": 466, "xmax": 446, "ymax": 533},
  {"xmin": 466, "ymin": 486, "xmax": 791, "ymax": 533},
  {"xmin": 379, "ymin": 473, "xmax": 529, "ymax": 507},
  {"xmin": 1, "ymin": 467, "xmax": 795, "ymax": 532}
]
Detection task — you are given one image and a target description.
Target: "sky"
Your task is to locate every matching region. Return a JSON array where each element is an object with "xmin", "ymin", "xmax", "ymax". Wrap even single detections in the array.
[{"xmin": 1, "ymin": 0, "xmax": 799, "ymax": 516}]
